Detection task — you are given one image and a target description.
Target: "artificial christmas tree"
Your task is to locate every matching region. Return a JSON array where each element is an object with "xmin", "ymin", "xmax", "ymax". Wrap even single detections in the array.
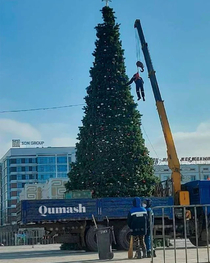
[{"xmin": 66, "ymin": 6, "xmax": 158, "ymax": 197}]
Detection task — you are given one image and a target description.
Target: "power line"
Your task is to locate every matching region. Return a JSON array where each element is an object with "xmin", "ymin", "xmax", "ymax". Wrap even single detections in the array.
[
  {"xmin": 0, "ymin": 104, "xmax": 85, "ymax": 114},
  {"xmin": 142, "ymin": 124, "xmax": 160, "ymax": 159}
]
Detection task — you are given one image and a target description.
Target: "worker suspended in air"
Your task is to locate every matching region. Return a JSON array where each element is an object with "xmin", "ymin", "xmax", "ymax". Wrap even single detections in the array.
[{"xmin": 126, "ymin": 61, "xmax": 145, "ymax": 101}]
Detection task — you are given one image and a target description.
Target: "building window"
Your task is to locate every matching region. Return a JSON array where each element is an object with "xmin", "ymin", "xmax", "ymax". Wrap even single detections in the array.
[
  {"xmin": 11, "ymin": 200, "xmax": 17, "ymax": 205},
  {"xmin": 17, "ymin": 174, "xmax": 22, "ymax": 180},
  {"xmin": 11, "ymin": 191, "xmax": 17, "ymax": 197},
  {"xmin": 203, "ymin": 168, "xmax": 209, "ymax": 171},
  {"xmin": 49, "ymin": 157, "xmax": 55, "ymax": 163},
  {"xmin": 10, "ymin": 167, "xmax": 17, "ymax": 172},
  {"xmin": 57, "ymin": 165, "xmax": 67, "ymax": 172},
  {"xmin": 38, "ymin": 165, "xmax": 55, "ymax": 172},
  {"xmin": 191, "ymin": 175, "xmax": 196, "ymax": 181},
  {"xmin": 38, "ymin": 166, "xmax": 44, "ymax": 172},
  {"xmin": 10, "ymin": 159, "xmax": 17, "ymax": 164},
  {"xmin": 21, "ymin": 167, "xmax": 25, "ymax": 172},
  {"xmin": 10, "ymin": 175, "xmax": 17, "ymax": 180},
  {"xmin": 57, "ymin": 156, "xmax": 67, "ymax": 163},
  {"xmin": 21, "ymin": 158, "xmax": 25, "ymax": 164},
  {"xmin": 204, "ymin": 175, "xmax": 209, "ymax": 180},
  {"xmin": 22, "ymin": 175, "xmax": 26, "ymax": 180},
  {"xmin": 29, "ymin": 166, "xmax": 32, "ymax": 171},
  {"xmin": 17, "ymin": 183, "xmax": 22, "ymax": 188},
  {"xmin": 37, "ymin": 157, "xmax": 55, "ymax": 164}
]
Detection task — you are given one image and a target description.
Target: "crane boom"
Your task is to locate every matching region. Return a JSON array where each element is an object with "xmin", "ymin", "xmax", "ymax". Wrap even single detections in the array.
[{"xmin": 134, "ymin": 19, "xmax": 188, "ymax": 204}]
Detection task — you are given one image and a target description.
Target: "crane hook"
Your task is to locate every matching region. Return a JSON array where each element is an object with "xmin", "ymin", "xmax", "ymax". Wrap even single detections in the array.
[{"xmin": 136, "ymin": 61, "xmax": 144, "ymax": 72}]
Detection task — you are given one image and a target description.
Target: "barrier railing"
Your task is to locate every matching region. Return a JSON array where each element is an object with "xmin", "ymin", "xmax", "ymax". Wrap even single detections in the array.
[
  {"xmin": 0, "ymin": 228, "xmax": 55, "ymax": 246},
  {"xmin": 150, "ymin": 204, "xmax": 210, "ymax": 263}
]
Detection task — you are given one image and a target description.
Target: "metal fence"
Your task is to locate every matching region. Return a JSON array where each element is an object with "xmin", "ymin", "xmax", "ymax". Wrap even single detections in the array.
[
  {"xmin": 0, "ymin": 228, "xmax": 56, "ymax": 246},
  {"xmin": 150, "ymin": 204, "xmax": 210, "ymax": 263}
]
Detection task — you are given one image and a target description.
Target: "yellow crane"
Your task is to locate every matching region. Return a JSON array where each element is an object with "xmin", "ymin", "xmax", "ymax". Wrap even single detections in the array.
[{"xmin": 134, "ymin": 19, "xmax": 189, "ymax": 205}]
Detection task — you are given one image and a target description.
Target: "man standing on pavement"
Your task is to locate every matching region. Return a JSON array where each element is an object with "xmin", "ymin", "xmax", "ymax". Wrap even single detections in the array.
[
  {"xmin": 143, "ymin": 199, "xmax": 156, "ymax": 258},
  {"xmin": 127, "ymin": 197, "xmax": 148, "ymax": 259}
]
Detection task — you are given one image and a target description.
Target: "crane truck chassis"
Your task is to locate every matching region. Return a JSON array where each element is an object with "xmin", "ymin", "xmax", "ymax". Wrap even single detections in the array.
[{"xmin": 17, "ymin": 180, "xmax": 210, "ymax": 251}]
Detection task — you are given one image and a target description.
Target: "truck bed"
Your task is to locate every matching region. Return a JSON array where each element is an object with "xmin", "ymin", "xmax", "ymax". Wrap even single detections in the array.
[{"xmin": 17, "ymin": 196, "xmax": 174, "ymax": 224}]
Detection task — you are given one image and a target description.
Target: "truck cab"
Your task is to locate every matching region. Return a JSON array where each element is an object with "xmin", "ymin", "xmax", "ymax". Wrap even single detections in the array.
[
  {"xmin": 184, "ymin": 180, "xmax": 210, "ymax": 206},
  {"xmin": 183, "ymin": 180, "xmax": 210, "ymax": 246}
]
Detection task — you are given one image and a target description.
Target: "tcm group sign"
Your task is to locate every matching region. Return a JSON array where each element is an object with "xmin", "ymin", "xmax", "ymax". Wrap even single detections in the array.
[{"xmin": 12, "ymin": 139, "xmax": 44, "ymax": 147}]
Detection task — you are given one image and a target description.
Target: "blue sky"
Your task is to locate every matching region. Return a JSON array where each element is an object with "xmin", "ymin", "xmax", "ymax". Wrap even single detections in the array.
[{"xmin": 1, "ymin": 0, "xmax": 210, "ymax": 158}]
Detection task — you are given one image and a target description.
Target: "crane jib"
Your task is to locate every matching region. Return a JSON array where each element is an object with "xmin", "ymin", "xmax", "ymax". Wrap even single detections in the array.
[
  {"xmin": 134, "ymin": 19, "xmax": 189, "ymax": 205},
  {"xmin": 135, "ymin": 21, "xmax": 162, "ymax": 102}
]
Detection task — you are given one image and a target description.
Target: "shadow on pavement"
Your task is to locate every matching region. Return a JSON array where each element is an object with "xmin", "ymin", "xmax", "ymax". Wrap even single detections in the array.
[
  {"xmin": 54, "ymin": 259, "xmax": 130, "ymax": 263},
  {"xmin": 0, "ymin": 249, "xmax": 96, "ymax": 260}
]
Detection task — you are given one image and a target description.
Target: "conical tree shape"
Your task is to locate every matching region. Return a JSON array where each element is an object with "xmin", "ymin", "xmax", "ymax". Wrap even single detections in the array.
[{"xmin": 66, "ymin": 6, "xmax": 158, "ymax": 197}]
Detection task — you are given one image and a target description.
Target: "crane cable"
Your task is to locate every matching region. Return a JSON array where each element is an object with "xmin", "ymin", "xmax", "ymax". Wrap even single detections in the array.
[
  {"xmin": 141, "ymin": 124, "xmax": 159, "ymax": 160},
  {"xmin": 135, "ymin": 27, "xmax": 159, "ymax": 159},
  {"xmin": 135, "ymin": 29, "xmax": 141, "ymax": 73}
]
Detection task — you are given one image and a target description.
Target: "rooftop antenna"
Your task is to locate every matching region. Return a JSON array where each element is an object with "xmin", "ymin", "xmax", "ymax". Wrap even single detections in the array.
[{"xmin": 102, "ymin": 0, "xmax": 112, "ymax": 6}]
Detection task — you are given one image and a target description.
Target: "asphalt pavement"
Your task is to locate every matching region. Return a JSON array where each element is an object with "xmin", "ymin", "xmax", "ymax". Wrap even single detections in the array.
[{"xmin": 0, "ymin": 243, "xmax": 209, "ymax": 263}]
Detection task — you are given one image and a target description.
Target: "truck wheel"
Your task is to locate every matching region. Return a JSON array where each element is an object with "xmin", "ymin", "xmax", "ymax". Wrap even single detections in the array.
[
  {"xmin": 85, "ymin": 225, "xmax": 104, "ymax": 252},
  {"xmin": 116, "ymin": 225, "xmax": 131, "ymax": 250},
  {"xmin": 189, "ymin": 237, "xmax": 208, "ymax": 247}
]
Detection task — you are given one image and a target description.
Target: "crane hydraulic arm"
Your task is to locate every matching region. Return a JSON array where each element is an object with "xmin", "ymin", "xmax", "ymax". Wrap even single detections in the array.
[{"xmin": 134, "ymin": 19, "xmax": 189, "ymax": 205}]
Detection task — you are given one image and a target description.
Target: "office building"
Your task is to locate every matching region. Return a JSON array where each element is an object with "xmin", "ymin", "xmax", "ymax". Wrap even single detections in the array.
[
  {"xmin": 154, "ymin": 157, "xmax": 210, "ymax": 182},
  {"xmin": 0, "ymin": 147, "xmax": 75, "ymax": 225}
]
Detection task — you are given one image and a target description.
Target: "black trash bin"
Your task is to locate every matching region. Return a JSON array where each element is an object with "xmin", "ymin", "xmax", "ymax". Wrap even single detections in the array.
[{"xmin": 96, "ymin": 226, "xmax": 114, "ymax": 260}]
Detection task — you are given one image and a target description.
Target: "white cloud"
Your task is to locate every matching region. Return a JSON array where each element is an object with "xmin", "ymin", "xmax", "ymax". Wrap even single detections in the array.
[
  {"xmin": 0, "ymin": 119, "xmax": 77, "ymax": 158},
  {"xmin": 39, "ymin": 122, "xmax": 78, "ymax": 147},
  {"xmin": 147, "ymin": 120, "xmax": 210, "ymax": 158},
  {"xmin": 0, "ymin": 118, "xmax": 41, "ymax": 138},
  {"xmin": 0, "ymin": 118, "xmax": 42, "ymax": 157}
]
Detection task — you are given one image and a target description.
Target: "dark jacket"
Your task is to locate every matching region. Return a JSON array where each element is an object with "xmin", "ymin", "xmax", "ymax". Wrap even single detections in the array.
[
  {"xmin": 145, "ymin": 207, "xmax": 154, "ymax": 233},
  {"xmin": 127, "ymin": 197, "xmax": 148, "ymax": 236},
  {"xmin": 126, "ymin": 73, "xmax": 144, "ymax": 87}
]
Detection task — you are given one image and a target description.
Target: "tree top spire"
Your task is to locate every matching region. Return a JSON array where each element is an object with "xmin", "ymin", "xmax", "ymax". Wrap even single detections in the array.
[{"xmin": 102, "ymin": 0, "xmax": 112, "ymax": 7}]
